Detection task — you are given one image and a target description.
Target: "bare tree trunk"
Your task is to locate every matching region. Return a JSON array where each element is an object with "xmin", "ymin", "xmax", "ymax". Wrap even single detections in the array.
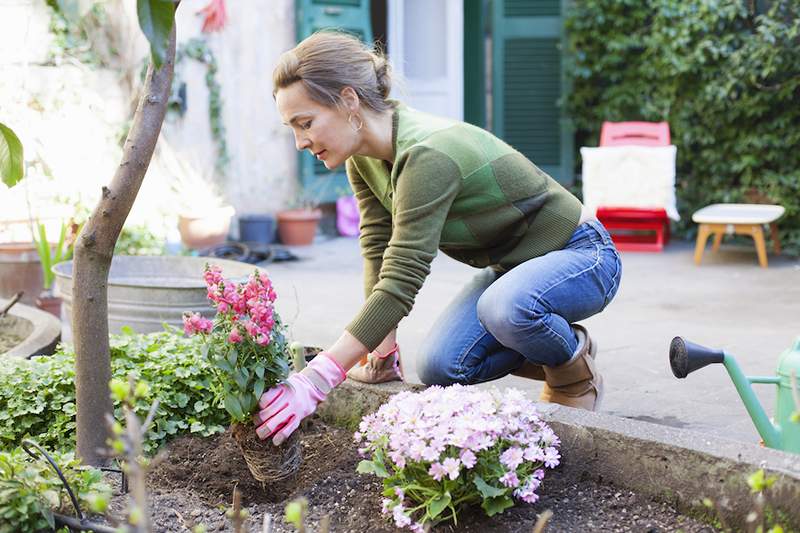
[{"xmin": 73, "ymin": 29, "xmax": 176, "ymax": 466}]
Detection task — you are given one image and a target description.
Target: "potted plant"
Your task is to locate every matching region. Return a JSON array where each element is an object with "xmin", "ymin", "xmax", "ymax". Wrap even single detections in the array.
[
  {"xmin": 33, "ymin": 220, "xmax": 79, "ymax": 317},
  {"xmin": 183, "ymin": 264, "xmax": 299, "ymax": 484},
  {"xmin": 276, "ymin": 204, "xmax": 322, "ymax": 246}
]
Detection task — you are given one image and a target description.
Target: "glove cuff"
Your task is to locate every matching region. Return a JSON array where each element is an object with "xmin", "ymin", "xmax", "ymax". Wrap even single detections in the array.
[{"xmin": 301, "ymin": 352, "xmax": 346, "ymax": 395}]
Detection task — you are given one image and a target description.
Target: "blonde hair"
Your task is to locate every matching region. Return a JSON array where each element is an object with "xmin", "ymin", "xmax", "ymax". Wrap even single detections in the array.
[{"xmin": 273, "ymin": 31, "xmax": 393, "ymax": 112}]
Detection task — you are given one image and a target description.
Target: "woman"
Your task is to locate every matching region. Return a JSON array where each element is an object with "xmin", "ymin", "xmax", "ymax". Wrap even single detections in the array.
[{"xmin": 254, "ymin": 32, "xmax": 622, "ymax": 446}]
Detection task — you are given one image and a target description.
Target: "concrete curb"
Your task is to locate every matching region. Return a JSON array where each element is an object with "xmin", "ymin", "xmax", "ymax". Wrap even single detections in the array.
[
  {"xmin": 319, "ymin": 379, "xmax": 800, "ymax": 529},
  {"xmin": 1, "ymin": 298, "xmax": 61, "ymax": 358}
]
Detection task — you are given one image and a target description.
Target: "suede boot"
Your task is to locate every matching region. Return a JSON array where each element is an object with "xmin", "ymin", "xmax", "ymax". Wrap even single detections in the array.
[
  {"xmin": 510, "ymin": 361, "xmax": 546, "ymax": 381},
  {"xmin": 347, "ymin": 345, "xmax": 403, "ymax": 384},
  {"xmin": 539, "ymin": 324, "xmax": 603, "ymax": 411}
]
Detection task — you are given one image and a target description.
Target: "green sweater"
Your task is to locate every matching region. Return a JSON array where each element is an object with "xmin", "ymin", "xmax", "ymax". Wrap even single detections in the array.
[{"xmin": 345, "ymin": 103, "xmax": 581, "ymax": 351}]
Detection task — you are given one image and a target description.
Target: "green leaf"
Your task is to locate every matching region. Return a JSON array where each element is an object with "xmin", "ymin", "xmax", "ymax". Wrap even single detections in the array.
[
  {"xmin": 429, "ymin": 491, "xmax": 451, "ymax": 519},
  {"xmin": 284, "ymin": 498, "xmax": 305, "ymax": 528},
  {"xmin": 254, "ymin": 380, "xmax": 265, "ymax": 400},
  {"xmin": 136, "ymin": 0, "xmax": 175, "ymax": 69},
  {"xmin": 481, "ymin": 495, "xmax": 514, "ymax": 517},
  {"xmin": 355, "ymin": 459, "xmax": 388, "ymax": 478},
  {"xmin": 474, "ymin": 475, "xmax": 505, "ymax": 499},
  {"xmin": 227, "ymin": 348, "xmax": 238, "ymax": 367},
  {"xmin": 0, "ymin": 122, "xmax": 23, "ymax": 188},
  {"xmin": 223, "ymin": 395, "xmax": 244, "ymax": 420}
]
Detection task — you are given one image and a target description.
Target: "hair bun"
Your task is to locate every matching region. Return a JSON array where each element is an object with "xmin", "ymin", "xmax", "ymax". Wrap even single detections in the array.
[{"xmin": 374, "ymin": 56, "xmax": 391, "ymax": 99}]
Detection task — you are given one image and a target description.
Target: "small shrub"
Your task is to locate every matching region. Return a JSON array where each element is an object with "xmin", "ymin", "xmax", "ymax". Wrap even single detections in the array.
[
  {"xmin": 0, "ymin": 447, "xmax": 110, "ymax": 533},
  {"xmin": 355, "ymin": 385, "xmax": 560, "ymax": 531},
  {"xmin": 0, "ymin": 328, "xmax": 227, "ymax": 455}
]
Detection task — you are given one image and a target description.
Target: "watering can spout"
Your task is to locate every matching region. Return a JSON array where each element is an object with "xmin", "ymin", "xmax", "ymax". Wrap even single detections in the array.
[
  {"xmin": 669, "ymin": 337, "xmax": 725, "ymax": 378},
  {"xmin": 670, "ymin": 336, "xmax": 783, "ymax": 450}
]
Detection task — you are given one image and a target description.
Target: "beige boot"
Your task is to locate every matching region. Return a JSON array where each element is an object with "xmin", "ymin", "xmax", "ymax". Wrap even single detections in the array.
[
  {"xmin": 510, "ymin": 361, "xmax": 546, "ymax": 381},
  {"xmin": 539, "ymin": 324, "xmax": 603, "ymax": 411},
  {"xmin": 347, "ymin": 345, "xmax": 403, "ymax": 384}
]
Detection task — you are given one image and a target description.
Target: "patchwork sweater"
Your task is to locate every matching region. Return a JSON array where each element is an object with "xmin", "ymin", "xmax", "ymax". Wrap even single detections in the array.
[{"xmin": 345, "ymin": 103, "xmax": 581, "ymax": 351}]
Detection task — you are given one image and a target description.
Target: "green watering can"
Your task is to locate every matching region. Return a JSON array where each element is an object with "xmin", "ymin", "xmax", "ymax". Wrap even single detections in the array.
[{"xmin": 670, "ymin": 336, "xmax": 800, "ymax": 454}]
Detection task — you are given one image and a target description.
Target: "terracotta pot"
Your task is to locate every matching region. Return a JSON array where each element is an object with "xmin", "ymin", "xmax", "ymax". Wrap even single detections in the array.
[
  {"xmin": 0, "ymin": 242, "xmax": 43, "ymax": 306},
  {"xmin": 35, "ymin": 291, "xmax": 62, "ymax": 318},
  {"xmin": 177, "ymin": 205, "xmax": 235, "ymax": 250},
  {"xmin": 277, "ymin": 208, "xmax": 322, "ymax": 246}
]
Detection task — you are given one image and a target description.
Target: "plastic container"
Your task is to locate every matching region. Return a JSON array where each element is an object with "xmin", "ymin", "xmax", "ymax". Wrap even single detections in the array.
[{"xmin": 238, "ymin": 214, "xmax": 276, "ymax": 244}]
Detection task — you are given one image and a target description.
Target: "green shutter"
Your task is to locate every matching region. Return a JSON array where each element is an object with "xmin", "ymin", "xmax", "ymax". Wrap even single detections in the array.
[
  {"xmin": 492, "ymin": 0, "xmax": 573, "ymax": 184},
  {"xmin": 295, "ymin": 0, "xmax": 373, "ymax": 203}
]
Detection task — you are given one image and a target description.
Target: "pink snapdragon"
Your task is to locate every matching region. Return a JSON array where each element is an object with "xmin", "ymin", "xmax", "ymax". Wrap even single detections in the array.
[
  {"xmin": 193, "ymin": 264, "xmax": 280, "ymax": 346},
  {"xmin": 182, "ymin": 312, "xmax": 213, "ymax": 335},
  {"xmin": 228, "ymin": 327, "xmax": 242, "ymax": 344},
  {"xmin": 355, "ymin": 385, "xmax": 561, "ymax": 531}
]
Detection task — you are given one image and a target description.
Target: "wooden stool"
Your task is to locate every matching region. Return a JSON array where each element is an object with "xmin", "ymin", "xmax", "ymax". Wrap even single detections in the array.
[{"xmin": 692, "ymin": 203, "xmax": 785, "ymax": 268}]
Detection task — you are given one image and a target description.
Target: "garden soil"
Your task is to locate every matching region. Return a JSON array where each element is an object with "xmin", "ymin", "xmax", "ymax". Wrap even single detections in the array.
[{"xmin": 108, "ymin": 418, "xmax": 715, "ymax": 532}]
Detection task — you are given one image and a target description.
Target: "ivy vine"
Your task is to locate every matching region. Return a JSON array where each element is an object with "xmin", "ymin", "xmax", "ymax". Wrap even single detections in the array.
[{"xmin": 170, "ymin": 37, "xmax": 230, "ymax": 178}]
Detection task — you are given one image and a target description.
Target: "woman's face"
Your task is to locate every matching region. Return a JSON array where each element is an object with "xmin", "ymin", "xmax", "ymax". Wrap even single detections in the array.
[{"xmin": 276, "ymin": 82, "xmax": 357, "ymax": 170}]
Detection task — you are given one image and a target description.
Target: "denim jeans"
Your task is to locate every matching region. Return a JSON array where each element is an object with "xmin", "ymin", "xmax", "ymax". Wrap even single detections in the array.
[{"xmin": 417, "ymin": 219, "xmax": 622, "ymax": 385}]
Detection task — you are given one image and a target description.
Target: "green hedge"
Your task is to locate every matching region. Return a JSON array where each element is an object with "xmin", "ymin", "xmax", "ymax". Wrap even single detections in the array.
[
  {"xmin": 0, "ymin": 329, "xmax": 227, "ymax": 456},
  {"xmin": 565, "ymin": 0, "xmax": 800, "ymax": 253}
]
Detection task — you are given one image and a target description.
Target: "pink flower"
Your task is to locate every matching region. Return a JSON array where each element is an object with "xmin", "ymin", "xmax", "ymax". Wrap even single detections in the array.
[
  {"xmin": 500, "ymin": 447, "xmax": 524, "ymax": 471},
  {"xmin": 442, "ymin": 457, "xmax": 461, "ymax": 480},
  {"xmin": 428, "ymin": 462, "xmax": 447, "ymax": 481},
  {"xmin": 459, "ymin": 449, "xmax": 477, "ymax": 469},
  {"xmin": 543, "ymin": 446, "xmax": 560, "ymax": 468},
  {"xmin": 228, "ymin": 328, "xmax": 242, "ymax": 344},
  {"xmin": 500, "ymin": 470, "xmax": 519, "ymax": 488},
  {"xmin": 393, "ymin": 505, "xmax": 411, "ymax": 528},
  {"xmin": 183, "ymin": 313, "xmax": 212, "ymax": 335}
]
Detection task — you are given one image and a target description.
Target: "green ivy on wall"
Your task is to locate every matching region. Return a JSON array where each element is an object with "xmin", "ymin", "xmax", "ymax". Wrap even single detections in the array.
[
  {"xmin": 565, "ymin": 0, "xmax": 800, "ymax": 254},
  {"xmin": 171, "ymin": 37, "xmax": 230, "ymax": 178}
]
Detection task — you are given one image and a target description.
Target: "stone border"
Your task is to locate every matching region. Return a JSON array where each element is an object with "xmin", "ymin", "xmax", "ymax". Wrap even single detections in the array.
[
  {"xmin": 1, "ymin": 299, "xmax": 61, "ymax": 358},
  {"xmin": 319, "ymin": 378, "xmax": 800, "ymax": 529}
]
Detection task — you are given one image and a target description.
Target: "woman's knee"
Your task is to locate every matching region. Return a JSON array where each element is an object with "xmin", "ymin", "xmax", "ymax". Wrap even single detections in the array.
[
  {"xmin": 476, "ymin": 287, "xmax": 533, "ymax": 344},
  {"xmin": 415, "ymin": 344, "xmax": 459, "ymax": 385}
]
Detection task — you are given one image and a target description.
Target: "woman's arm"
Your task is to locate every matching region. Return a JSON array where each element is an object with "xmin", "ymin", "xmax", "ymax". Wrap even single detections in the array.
[{"xmin": 346, "ymin": 158, "xmax": 392, "ymax": 299}]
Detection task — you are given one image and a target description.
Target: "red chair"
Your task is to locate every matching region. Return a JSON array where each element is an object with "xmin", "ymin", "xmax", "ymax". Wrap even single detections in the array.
[{"xmin": 595, "ymin": 121, "xmax": 672, "ymax": 252}]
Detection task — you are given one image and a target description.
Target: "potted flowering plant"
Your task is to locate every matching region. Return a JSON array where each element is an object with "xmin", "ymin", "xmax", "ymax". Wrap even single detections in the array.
[
  {"xmin": 355, "ymin": 385, "xmax": 561, "ymax": 531},
  {"xmin": 183, "ymin": 264, "xmax": 297, "ymax": 483}
]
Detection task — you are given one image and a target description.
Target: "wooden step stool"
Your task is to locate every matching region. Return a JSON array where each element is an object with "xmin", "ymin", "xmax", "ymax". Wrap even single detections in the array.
[{"xmin": 692, "ymin": 203, "xmax": 785, "ymax": 268}]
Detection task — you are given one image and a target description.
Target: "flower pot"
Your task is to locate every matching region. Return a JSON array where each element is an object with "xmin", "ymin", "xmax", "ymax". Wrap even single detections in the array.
[
  {"xmin": 0, "ymin": 242, "xmax": 44, "ymax": 306},
  {"xmin": 177, "ymin": 205, "xmax": 235, "ymax": 250},
  {"xmin": 238, "ymin": 214, "xmax": 276, "ymax": 244},
  {"xmin": 230, "ymin": 422, "xmax": 301, "ymax": 485},
  {"xmin": 35, "ymin": 290, "xmax": 62, "ymax": 318},
  {"xmin": 277, "ymin": 208, "xmax": 322, "ymax": 246}
]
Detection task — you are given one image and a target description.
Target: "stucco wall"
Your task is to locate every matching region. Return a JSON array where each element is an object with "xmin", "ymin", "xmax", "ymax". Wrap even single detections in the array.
[
  {"xmin": 165, "ymin": 0, "xmax": 299, "ymax": 220},
  {"xmin": 0, "ymin": 0, "xmax": 298, "ymax": 242}
]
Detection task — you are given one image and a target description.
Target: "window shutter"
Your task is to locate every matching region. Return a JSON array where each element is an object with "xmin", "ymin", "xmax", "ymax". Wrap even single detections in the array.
[
  {"xmin": 491, "ymin": 0, "xmax": 573, "ymax": 184},
  {"xmin": 295, "ymin": 0, "xmax": 373, "ymax": 202}
]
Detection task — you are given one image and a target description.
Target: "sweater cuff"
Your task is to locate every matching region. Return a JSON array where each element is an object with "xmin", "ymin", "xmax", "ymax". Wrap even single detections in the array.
[{"xmin": 346, "ymin": 291, "xmax": 408, "ymax": 351}]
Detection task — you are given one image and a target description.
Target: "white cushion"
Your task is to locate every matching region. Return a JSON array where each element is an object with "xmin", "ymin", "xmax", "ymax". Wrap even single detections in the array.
[{"xmin": 580, "ymin": 145, "xmax": 680, "ymax": 221}]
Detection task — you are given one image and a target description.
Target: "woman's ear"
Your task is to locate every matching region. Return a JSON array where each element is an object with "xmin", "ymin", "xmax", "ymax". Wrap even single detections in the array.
[{"xmin": 340, "ymin": 86, "xmax": 360, "ymax": 113}]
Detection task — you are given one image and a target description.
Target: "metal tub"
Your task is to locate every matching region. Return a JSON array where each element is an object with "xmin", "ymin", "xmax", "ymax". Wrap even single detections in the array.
[{"xmin": 53, "ymin": 256, "xmax": 255, "ymax": 342}]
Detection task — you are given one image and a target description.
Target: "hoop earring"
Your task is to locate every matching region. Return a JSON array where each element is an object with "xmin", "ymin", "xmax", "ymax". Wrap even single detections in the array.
[{"xmin": 348, "ymin": 113, "xmax": 364, "ymax": 132}]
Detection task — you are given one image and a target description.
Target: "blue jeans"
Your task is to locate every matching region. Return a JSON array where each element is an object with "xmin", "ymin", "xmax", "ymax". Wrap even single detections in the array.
[{"xmin": 417, "ymin": 219, "xmax": 622, "ymax": 385}]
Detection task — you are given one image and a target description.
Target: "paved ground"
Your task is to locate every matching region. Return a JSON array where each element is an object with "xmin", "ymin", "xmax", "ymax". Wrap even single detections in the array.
[{"xmin": 264, "ymin": 234, "xmax": 800, "ymax": 447}]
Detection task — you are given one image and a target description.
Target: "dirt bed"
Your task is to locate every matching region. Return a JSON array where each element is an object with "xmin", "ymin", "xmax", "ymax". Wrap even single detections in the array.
[{"xmin": 107, "ymin": 418, "xmax": 714, "ymax": 532}]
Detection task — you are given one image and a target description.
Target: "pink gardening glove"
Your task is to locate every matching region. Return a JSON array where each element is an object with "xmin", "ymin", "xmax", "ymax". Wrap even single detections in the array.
[{"xmin": 253, "ymin": 353, "xmax": 345, "ymax": 445}]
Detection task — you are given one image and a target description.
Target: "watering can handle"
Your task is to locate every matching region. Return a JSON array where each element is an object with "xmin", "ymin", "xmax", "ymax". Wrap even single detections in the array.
[{"xmin": 670, "ymin": 337, "xmax": 725, "ymax": 378}]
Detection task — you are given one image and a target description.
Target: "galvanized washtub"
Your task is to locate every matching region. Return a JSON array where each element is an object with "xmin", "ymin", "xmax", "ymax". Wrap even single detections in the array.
[{"xmin": 53, "ymin": 256, "xmax": 255, "ymax": 342}]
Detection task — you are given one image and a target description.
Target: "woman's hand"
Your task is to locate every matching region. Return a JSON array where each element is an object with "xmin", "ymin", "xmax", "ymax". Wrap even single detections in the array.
[{"xmin": 253, "ymin": 353, "xmax": 345, "ymax": 445}]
